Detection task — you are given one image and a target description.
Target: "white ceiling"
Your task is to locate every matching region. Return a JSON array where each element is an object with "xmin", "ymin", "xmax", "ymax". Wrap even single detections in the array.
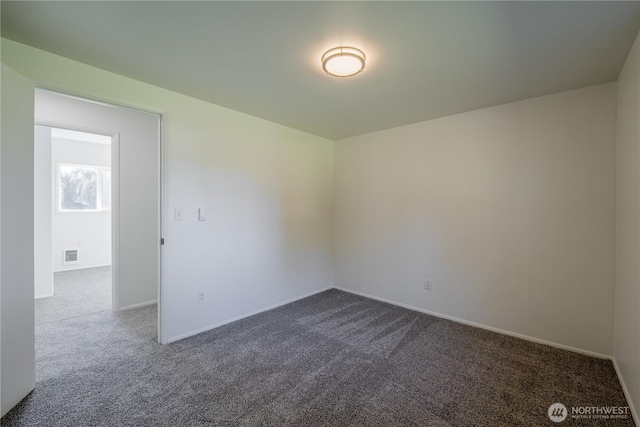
[{"xmin": 2, "ymin": 1, "xmax": 639, "ymax": 140}]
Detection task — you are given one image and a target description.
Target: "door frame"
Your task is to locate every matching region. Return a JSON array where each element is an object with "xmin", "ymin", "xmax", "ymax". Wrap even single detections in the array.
[
  {"xmin": 34, "ymin": 87, "xmax": 164, "ymax": 342},
  {"xmin": 34, "ymin": 122, "xmax": 122, "ymax": 310}
]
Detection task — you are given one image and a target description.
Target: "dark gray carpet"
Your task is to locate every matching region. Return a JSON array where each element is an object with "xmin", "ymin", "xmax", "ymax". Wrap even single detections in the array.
[{"xmin": 3, "ymin": 287, "xmax": 633, "ymax": 426}]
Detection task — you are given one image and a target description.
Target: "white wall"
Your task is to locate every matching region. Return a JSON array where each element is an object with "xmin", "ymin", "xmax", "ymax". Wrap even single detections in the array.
[
  {"xmin": 334, "ymin": 83, "xmax": 616, "ymax": 356},
  {"xmin": 1, "ymin": 63, "xmax": 36, "ymax": 417},
  {"xmin": 615, "ymin": 31, "xmax": 640, "ymax": 421},
  {"xmin": 3, "ymin": 39, "xmax": 334, "ymax": 344},
  {"xmin": 34, "ymin": 125, "xmax": 53, "ymax": 297},
  {"xmin": 35, "ymin": 89, "xmax": 159, "ymax": 311},
  {"xmin": 51, "ymin": 137, "xmax": 111, "ymax": 272}
]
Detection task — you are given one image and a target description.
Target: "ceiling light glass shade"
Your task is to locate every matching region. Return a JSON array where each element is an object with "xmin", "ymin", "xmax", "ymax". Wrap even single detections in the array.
[{"xmin": 322, "ymin": 47, "xmax": 366, "ymax": 77}]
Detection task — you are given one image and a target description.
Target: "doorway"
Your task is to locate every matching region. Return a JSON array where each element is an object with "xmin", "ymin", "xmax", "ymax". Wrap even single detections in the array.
[
  {"xmin": 0, "ymin": 68, "xmax": 163, "ymax": 415},
  {"xmin": 34, "ymin": 88, "xmax": 162, "ymax": 327},
  {"xmin": 34, "ymin": 125, "xmax": 115, "ymax": 322},
  {"xmin": 29, "ymin": 89, "xmax": 162, "ymax": 411}
]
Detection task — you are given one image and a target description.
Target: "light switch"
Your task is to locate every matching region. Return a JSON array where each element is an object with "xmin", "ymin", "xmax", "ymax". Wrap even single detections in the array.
[
  {"xmin": 198, "ymin": 208, "xmax": 207, "ymax": 221},
  {"xmin": 174, "ymin": 208, "xmax": 184, "ymax": 221}
]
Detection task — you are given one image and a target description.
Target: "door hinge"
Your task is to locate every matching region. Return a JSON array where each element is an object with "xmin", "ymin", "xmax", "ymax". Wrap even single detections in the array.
[{"xmin": 160, "ymin": 238, "xmax": 165, "ymax": 245}]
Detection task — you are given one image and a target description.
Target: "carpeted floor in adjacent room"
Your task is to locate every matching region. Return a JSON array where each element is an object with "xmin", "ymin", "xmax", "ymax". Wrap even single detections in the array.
[
  {"xmin": 35, "ymin": 266, "xmax": 113, "ymax": 325},
  {"xmin": 2, "ymin": 271, "xmax": 633, "ymax": 426}
]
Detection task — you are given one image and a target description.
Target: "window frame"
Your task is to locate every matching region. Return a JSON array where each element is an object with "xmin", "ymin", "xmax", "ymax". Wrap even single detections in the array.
[{"xmin": 56, "ymin": 162, "xmax": 112, "ymax": 214}]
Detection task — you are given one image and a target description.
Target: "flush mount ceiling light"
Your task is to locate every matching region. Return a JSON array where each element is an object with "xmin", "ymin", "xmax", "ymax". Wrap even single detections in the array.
[{"xmin": 321, "ymin": 46, "xmax": 366, "ymax": 78}]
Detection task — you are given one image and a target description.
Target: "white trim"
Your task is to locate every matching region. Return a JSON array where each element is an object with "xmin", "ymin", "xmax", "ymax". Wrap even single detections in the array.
[
  {"xmin": 111, "ymin": 133, "xmax": 121, "ymax": 312},
  {"xmin": 34, "ymin": 293, "xmax": 54, "ymax": 300},
  {"xmin": 119, "ymin": 300, "xmax": 157, "ymax": 312},
  {"xmin": 54, "ymin": 263, "xmax": 111, "ymax": 273},
  {"xmin": 157, "ymin": 115, "xmax": 164, "ymax": 344},
  {"xmin": 166, "ymin": 287, "xmax": 332, "ymax": 344},
  {"xmin": 333, "ymin": 286, "xmax": 612, "ymax": 360},
  {"xmin": 612, "ymin": 358, "xmax": 639, "ymax": 425}
]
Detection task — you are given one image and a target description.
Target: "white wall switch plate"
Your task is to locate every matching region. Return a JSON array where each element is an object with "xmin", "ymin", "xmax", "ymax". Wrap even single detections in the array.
[
  {"xmin": 198, "ymin": 208, "xmax": 206, "ymax": 221},
  {"xmin": 174, "ymin": 208, "xmax": 184, "ymax": 221}
]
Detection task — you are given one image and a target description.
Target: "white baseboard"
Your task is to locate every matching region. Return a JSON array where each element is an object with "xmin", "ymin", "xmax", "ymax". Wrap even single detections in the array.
[
  {"xmin": 159, "ymin": 283, "xmax": 635, "ymax": 422},
  {"xmin": 166, "ymin": 287, "xmax": 332, "ymax": 344},
  {"xmin": 119, "ymin": 300, "xmax": 157, "ymax": 311},
  {"xmin": 333, "ymin": 286, "xmax": 612, "ymax": 360},
  {"xmin": 35, "ymin": 292, "xmax": 54, "ymax": 300},
  {"xmin": 612, "ymin": 357, "xmax": 639, "ymax": 426},
  {"xmin": 54, "ymin": 263, "xmax": 111, "ymax": 273}
]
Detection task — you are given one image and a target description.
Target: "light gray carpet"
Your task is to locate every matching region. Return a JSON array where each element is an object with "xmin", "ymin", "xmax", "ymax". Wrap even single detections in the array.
[
  {"xmin": 3, "ymin": 286, "xmax": 633, "ymax": 426},
  {"xmin": 36, "ymin": 266, "xmax": 112, "ymax": 325}
]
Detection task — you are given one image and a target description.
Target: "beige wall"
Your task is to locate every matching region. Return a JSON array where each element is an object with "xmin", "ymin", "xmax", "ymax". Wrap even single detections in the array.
[
  {"xmin": 334, "ymin": 83, "xmax": 617, "ymax": 356},
  {"xmin": 615, "ymin": 31, "xmax": 640, "ymax": 420}
]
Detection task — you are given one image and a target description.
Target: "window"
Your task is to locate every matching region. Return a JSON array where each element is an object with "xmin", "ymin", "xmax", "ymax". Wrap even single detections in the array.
[{"xmin": 58, "ymin": 163, "xmax": 111, "ymax": 212}]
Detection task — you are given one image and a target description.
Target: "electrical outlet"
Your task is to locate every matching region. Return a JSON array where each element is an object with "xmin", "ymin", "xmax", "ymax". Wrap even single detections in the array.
[
  {"xmin": 424, "ymin": 279, "xmax": 433, "ymax": 291},
  {"xmin": 175, "ymin": 208, "xmax": 184, "ymax": 221},
  {"xmin": 198, "ymin": 291, "xmax": 205, "ymax": 304}
]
